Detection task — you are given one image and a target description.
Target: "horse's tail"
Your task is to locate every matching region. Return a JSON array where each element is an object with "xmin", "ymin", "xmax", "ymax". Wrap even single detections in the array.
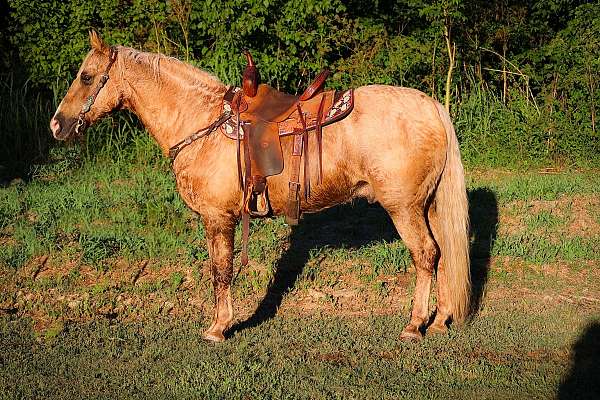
[{"xmin": 434, "ymin": 102, "xmax": 471, "ymax": 323}]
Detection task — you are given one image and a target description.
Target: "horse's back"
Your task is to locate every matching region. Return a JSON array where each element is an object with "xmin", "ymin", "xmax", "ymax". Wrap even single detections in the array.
[
  {"xmin": 263, "ymin": 85, "xmax": 451, "ymax": 214},
  {"xmin": 330, "ymin": 85, "xmax": 448, "ymax": 189},
  {"xmin": 175, "ymin": 84, "xmax": 451, "ymax": 216},
  {"xmin": 344, "ymin": 85, "xmax": 447, "ymax": 150}
]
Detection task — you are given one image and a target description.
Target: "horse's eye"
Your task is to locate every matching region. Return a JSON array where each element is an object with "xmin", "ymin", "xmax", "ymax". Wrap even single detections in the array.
[{"xmin": 80, "ymin": 72, "xmax": 93, "ymax": 85}]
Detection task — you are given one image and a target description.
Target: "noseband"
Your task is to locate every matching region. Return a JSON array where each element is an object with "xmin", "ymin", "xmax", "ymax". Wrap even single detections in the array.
[{"xmin": 75, "ymin": 47, "xmax": 118, "ymax": 135}]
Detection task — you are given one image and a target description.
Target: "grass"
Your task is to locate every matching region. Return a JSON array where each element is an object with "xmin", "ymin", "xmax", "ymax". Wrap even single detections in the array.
[
  {"xmin": 1, "ymin": 165, "xmax": 599, "ymax": 398},
  {"xmin": 5, "ymin": 166, "xmax": 598, "ymax": 277},
  {"xmin": 1, "ymin": 307, "xmax": 598, "ymax": 399}
]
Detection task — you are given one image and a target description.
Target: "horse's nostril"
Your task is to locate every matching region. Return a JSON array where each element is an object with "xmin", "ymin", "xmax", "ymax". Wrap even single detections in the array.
[{"xmin": 50, "ymin": 117, "xmax": 62, "ymax": 137}]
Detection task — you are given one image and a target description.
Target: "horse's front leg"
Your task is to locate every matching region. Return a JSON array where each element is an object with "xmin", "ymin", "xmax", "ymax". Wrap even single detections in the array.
[{"xmin": 201, "ymin": 214, "xmax": 237, "ymax": 342}]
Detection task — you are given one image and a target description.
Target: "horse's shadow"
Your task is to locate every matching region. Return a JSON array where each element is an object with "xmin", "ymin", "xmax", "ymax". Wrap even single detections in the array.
[
  {"xmin": 559, "ymin": 321, "xmax": 600, "ymax": 399},
  {"xmin": 228, "ymin": 188, "xmax": 498, "ymax": 336},
  {"xmin": 468, "ymin": 188, "xmax": 498, "ymax": 314}
]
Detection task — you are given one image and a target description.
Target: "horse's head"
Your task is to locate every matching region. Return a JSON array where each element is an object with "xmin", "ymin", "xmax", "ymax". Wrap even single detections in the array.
[{"xmin": 50, "ymin": 30, "xmax": 121, "ymax": 140}]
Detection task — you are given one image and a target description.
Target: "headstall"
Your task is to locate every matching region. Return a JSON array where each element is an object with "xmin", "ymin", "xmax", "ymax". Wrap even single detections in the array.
[{"xmin": 75, "ymin": 46, "xmax": 118, "ymax": 135}]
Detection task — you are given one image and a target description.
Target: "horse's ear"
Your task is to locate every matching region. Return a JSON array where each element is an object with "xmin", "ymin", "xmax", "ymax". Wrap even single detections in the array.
[{"xmin": 89, "ymin": 29, "xmax": 109, "ymax": 53}]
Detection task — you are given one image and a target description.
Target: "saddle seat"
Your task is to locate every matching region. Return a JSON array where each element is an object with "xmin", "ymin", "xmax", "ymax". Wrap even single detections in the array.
[
  {"xmin": 236, "ymin": 55, "xmax": 329, "ymax": 123},
  {"xmin": 240, "ymin": 84, "xmax": 298, "ymax": 123}
]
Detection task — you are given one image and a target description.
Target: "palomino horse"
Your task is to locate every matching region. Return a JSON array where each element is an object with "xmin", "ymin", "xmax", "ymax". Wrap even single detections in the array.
[{"xmin": 50, "ymin": 31, "xmax": 470, "ymax": 342}]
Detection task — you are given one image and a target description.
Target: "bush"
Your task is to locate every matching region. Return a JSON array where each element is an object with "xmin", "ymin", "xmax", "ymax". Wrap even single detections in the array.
[{"xmin": 2, "ymin": 1, "xmax": 600, "ymax": 168}]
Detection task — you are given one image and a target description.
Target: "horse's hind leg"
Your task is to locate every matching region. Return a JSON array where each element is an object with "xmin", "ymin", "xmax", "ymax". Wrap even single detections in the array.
[
  {"xmin": 426, "ymin": 202, "xmax": 452, "ymax": 334},
  {"xmin": 201, "ymin": 214, "xmax": 236, "ymax": 342},
  {"xmin": 387, "ymin": 205, "xmax": 438, "ymax": 341}
]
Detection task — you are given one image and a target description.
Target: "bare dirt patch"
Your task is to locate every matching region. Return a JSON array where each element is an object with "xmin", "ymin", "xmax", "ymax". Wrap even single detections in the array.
[
  {"xmin": 3, "ymin": 250, "xmax": 599, "ymax": 335},
  {"xmin": 483, "ymin": 257, "xmax": 600, "ymax": 313},
  {"xmin": 499, "ymin": 194, "xmax": 600, "ymax": 237}
]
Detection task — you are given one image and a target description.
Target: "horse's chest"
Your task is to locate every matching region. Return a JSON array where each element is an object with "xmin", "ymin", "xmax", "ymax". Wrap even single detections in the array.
[
  {"xmin": 173, "ymin": 160, "xmax": 240, "ymax": 214},
  {"xmin": 173, "ymin": 169, "xmax": 202, "ymax": 210}
]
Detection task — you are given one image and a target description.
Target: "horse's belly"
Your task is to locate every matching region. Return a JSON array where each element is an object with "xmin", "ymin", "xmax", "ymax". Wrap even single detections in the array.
[{"xmin": 265, "ymin": 166, "xmax": 369, "ymax": 216}]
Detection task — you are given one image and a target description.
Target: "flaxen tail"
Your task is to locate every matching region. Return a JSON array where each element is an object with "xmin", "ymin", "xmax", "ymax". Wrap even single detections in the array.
[{"xmin": 434, "ymin": 103, "xmax": 471, "ymax": 323}]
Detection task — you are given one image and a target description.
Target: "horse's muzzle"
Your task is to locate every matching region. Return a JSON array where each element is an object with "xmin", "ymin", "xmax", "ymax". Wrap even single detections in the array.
[{"xmin": 50, "ymin": 113, "xmax": 78, "ymax": 140}]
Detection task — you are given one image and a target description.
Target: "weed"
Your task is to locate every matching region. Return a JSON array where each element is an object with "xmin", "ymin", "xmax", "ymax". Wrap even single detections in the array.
[
  {"xmin": 0, "ymin": 244, "xmax": 28, "ymax": 270},
  {"xmin": 373, "ymin": 280, "xmax": 389, "ymax": 298},
  {"xmin": 361, "ymin": 240, "xmax": 411, "ymax": 276},
  {"xmin": 524, "ymin": 209, "xmax": 567, "ymax": 231},
  {"xmin": 91, "ymin": 281, "xmax": 108, "ymax": 296},
  {"xmin": 493, "ymin": 233, "xmax": 599, "ymax": 264},
  {"xmin": 169, "ymin": 271, "xmax": 184, "ymax": 294},
  {"xmin": 41, "ymin": 321, "xmax": 64, "ymax": 342}
]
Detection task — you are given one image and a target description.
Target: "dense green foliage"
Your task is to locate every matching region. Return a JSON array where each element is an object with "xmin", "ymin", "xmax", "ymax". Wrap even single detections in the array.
[{"xmin": 1, "ymin": 0, "xmax": 599, "ymax": 172}]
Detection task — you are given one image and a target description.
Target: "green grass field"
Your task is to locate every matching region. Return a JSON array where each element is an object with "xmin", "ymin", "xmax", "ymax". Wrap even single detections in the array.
[{"xmin": 1, "ymin": 143, "xmax": 600, "ymax": 398}]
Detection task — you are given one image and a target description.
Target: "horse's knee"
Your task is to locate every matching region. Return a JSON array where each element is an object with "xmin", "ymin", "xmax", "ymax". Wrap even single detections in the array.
[{"xmin": 414, "ymin": 237, "xmax": 437, "ymax": 275}]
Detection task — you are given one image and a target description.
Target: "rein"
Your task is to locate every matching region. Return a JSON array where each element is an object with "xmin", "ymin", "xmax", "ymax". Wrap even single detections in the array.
[{"xmin": 75, "ymin": 47, "xmax": 118, "ymax": 135}]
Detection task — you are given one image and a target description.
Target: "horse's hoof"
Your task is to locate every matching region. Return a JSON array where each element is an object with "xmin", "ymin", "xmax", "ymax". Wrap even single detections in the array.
[
  {"xmin": 426, "ymin": 323, "xmax": 448, "ymax": 335},
  {"xmin": 202, "ymin": 330, "xmax": 226, "ymax": 343},
  {"xmin": 400, "ymin": 324, "xmax": 423, "ymax": 342}
]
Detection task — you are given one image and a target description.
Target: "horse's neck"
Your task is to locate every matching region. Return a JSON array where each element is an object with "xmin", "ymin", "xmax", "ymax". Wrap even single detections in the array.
[{"xmin": 120, "ymin": 58, "xmax": 227, "ymax": 154}]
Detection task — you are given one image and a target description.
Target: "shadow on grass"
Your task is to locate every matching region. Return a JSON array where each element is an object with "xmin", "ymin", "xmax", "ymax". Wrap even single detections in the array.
[
  {"xmin": 229, "ymin": 188, "xmax": 499, "ymax": 337},
  {"xmin": 559, "ymin": 321, "xmax": 600, "ymax": 400},
  {"xmin": 228, "ymin": 200, "xmax": 398, "ymax": 337},
  {"xmin": 468, "ymin": 188, "xmax": 498, "ymax": 314}
]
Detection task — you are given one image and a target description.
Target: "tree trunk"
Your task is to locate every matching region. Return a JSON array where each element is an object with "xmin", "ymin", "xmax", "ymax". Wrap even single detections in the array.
[
  {"xmin": 431, "ymin": 38, "xmax": 437, "ymax": 100},
  {"xmin": 502, "ymin": 42, "xmax": 508, "ymax": 105},
  {"xmin": 587, "ymin": 64, "xmax": 597, "ymax": 133},
  {"xmin": 444, "ymin": 24, "xmax": 455, "ymax": 113}
]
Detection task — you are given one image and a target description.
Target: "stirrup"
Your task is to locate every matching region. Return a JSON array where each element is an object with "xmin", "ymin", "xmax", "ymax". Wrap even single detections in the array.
[{"xmin": 244, "ymin": 185, "xmax": 270, "ymax": 217}]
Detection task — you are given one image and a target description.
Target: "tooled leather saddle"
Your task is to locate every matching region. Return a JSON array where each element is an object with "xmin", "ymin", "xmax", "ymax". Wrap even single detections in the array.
[{"xmin": 223, "ymin": 52, "xmax": 354, "ymax": 264}]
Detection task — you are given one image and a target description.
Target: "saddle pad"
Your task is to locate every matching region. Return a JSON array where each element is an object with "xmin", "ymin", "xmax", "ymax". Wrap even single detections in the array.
[{"xmin": 221, "ymin": 89, "xmax": 354, "ymax": 139}]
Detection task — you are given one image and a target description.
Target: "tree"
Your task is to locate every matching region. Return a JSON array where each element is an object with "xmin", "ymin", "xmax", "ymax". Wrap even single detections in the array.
[{"xmin": 412, "ymin": 0, "xmax": 465, "ymax": 111}]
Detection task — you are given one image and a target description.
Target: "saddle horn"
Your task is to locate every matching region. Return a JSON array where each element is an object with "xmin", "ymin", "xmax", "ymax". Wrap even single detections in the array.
[{"xmin": 242, "ymin": 50, "xmax": 259, "ymax": 98}]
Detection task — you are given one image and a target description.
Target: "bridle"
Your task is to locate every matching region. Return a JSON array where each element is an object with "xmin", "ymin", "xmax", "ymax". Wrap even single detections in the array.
[
  {"xmin": 71, "ymin": 43, "xmax": 232, "ymax": 161},
  {"xmin": 75, "ymin": 46, "xmax": 118, "ymax": 135}
]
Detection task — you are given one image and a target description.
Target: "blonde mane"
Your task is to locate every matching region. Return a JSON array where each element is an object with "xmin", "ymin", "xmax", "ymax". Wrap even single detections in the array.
[{"xmin": 115, "ymin": 46, "xmax": 226, "ymax": 96}]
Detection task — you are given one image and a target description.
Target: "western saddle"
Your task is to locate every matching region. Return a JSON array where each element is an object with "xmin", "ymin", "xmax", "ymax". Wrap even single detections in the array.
[
  {"xmin": 224, "ymin": 52, "xmax": 354, "ymax": 264},
  {"xmin": 170, "ymin": 51, "xmax": 354, "ymax": 265}
]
